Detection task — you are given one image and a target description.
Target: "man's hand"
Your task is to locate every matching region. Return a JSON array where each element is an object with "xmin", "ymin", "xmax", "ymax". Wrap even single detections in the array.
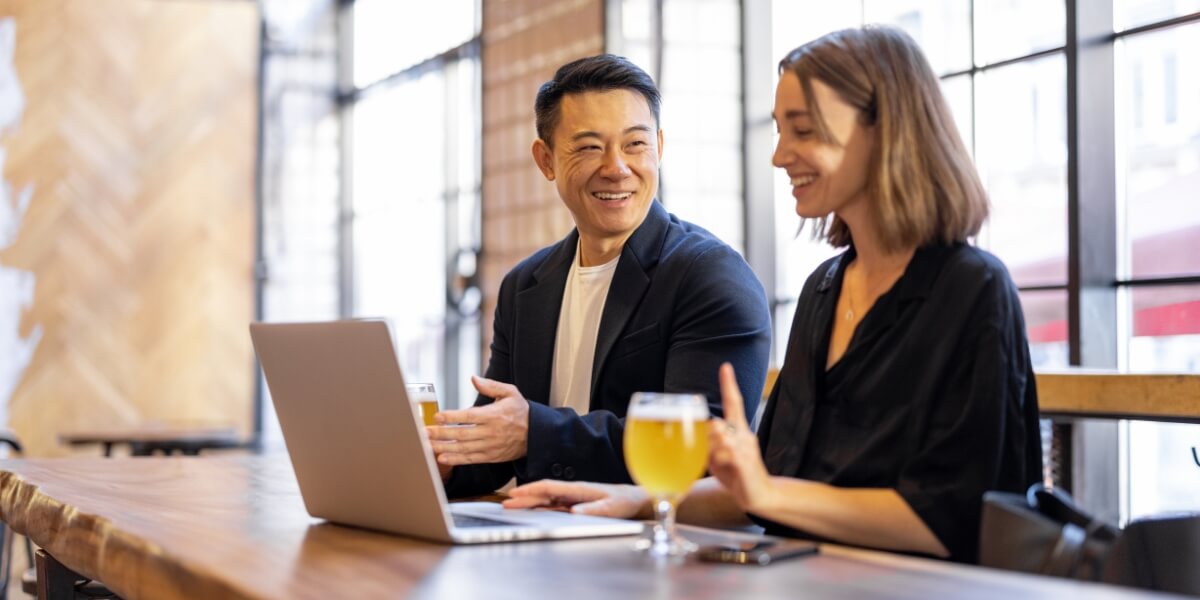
[
  {"xmin": 708, "ymin": 363, "xmax": 777, "ymax": 514},
  {"xmin": 426, "ymin": 375, "xmax": 530, "ymax": 466}
]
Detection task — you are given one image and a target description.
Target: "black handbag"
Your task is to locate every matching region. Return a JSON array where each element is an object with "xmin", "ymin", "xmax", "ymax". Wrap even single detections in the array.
[{"xmin": 979, "ymin": 484, "xmax": 1119, "ymax": 580}]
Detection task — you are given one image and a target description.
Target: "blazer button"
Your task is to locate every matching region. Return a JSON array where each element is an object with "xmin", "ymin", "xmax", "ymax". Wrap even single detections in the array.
[
  {"xmin": 563, "ymin": 466, "xmax": 576, "ymax": 480},
  {"xmin": 551, "ymin": 463, "xmax": 563, "ymax": 478}
]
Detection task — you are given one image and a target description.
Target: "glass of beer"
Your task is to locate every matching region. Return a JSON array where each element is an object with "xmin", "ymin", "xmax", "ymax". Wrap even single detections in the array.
[
  {"xmin": 623, "ymin": 392, "xmax": 710, "ymax": 557},
  {"xmin": 406, "ymin": 383, "xmax": 439, "ymax": 426}
]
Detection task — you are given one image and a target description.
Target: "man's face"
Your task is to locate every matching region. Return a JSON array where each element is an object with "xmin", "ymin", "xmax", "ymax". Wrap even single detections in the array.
[{"xmin": 532, "ymin": 90, "xmax": 662, "ymax": 250}]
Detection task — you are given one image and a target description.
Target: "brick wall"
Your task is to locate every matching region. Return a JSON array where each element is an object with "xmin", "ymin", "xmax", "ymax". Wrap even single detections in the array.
[{"xmin": 479, "ymin": 0, "xmax": 604, "ymax": 366}]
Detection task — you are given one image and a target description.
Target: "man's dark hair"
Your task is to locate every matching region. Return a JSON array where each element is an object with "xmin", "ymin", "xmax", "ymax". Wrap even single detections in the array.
[{"xmin": 534, "ymin": 54, "xmax": 661, "ymax": 145}]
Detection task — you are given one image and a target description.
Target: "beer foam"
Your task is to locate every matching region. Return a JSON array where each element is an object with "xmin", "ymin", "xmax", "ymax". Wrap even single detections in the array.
[
  {"xmin": 628, "ymin": 404, "xmax": 709, "ymax": 421},
  {"xmin": 408, "ymin": 391, "xmax": 437, "ymax": 403}
]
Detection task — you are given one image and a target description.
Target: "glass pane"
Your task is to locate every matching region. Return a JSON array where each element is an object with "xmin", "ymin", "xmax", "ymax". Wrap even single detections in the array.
[
  {"xmin": 771, "ymin": 0, "xmax": 862, "ymax": 62},
  {"xmin": 623, "ymin": 0, "xmax": 655, "ymax": 41},
  {"xmin": 974, "ymin": 54, "xmax": 1068, "ymax": 287},
  {"xmin": 1116, "ymin": 0, "xmax": 1200, "ymax": 31},
  {"xmin": 664, "ymin": 0, "xmax": 739, "ymax": 46},
  {"xmin": 1128, "ymin": 284, "xmax": 1200, "ymax": 368},
  {"xmin": 656, "ymin": 0, "xmax": 744, "ymax": 252},
  {"xmin": 353, "ymin": 0, "xmax": 478, "ymax": 88},
  {"xmin": 1117, "ymin": 24, "xmax": 1200, "ymax": 279},
  {"xmin": 1125, "ymin": 284, "xmax": 1200, "ymax": 518},
  {"xmin": 454, "ymin": 57, "xmax": 480, "ymax": 196},
  {"xmin": 352, "ymin": 73, "xmax": 448, "ymax": 390},
  {"xmin": 864, "ymin": 0, "xmax": 972, "ymax": 76},
  {"xmin": 974, "ymin": 0, "xmax": 1066, "ymax": 65},
  {"xmin": 940, "ymin": 74, "xmax": 975, "ymax": 157},
  {"xmin": 1020, "ymin": 289, "xmax": 1069, "ymax": 368}
]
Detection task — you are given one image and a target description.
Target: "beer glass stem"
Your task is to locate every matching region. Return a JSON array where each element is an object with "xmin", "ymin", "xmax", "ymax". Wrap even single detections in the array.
[{"xmin": 648, "ymin": 496, "xmax": 687, "ymax": 556}]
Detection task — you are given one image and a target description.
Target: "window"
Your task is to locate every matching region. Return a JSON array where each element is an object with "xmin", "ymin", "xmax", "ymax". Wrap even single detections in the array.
[
  {"xmin": 1116, "ymin": 0, "xmax": 1200, "ymax": 30},
  {"xmin": 1116, "ymin": 20, "xmax": 1200, "ymax": 519},
  {"xmin": 351, "ymin": 0, "xmax": 477, "ymax": 88},
  {"xmin": 974, "ymin": 55, "xmax": 1068, "ymax": 289},
  {"xmin": 260, "ymin": 0, "xmax": 482, "ymax": 424},
  {"xmin": 1118, "ymin": 26, "xmax": 1200, "ymax": 280},
  {"xmin": 349, "ymin": 2, "xmax": 482, "ymax": 409},
  {"xmin": 617, "ymin": 0, "xmax": 745, "ymax": 252}
]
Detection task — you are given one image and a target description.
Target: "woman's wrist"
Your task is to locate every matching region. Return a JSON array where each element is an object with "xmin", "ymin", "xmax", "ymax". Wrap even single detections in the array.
[{"xmin": 745, "ymin": 476, "xmax": 783, "ymax": 516}]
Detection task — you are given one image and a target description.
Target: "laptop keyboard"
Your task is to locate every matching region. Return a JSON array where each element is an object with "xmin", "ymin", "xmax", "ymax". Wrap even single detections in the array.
[{"xmin": 452, "ymin": 513, "xmax": 519, "ymax": 528}]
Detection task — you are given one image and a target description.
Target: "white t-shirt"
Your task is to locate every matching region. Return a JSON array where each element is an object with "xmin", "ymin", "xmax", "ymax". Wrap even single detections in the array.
[{"xmin": 548, "ymin": 246, "xmax": 619, "ymax": 416}]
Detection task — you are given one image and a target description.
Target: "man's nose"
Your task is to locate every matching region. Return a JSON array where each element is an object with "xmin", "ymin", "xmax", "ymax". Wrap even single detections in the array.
[{"xmin": 599, "ymin": 149, "xmax": 632, "ymax": 179}]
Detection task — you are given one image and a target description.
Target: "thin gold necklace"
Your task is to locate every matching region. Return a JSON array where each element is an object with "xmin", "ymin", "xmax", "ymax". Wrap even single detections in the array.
[
  {"xmin": 843, "ymin": 262, "xmax": 906, "ymax": 322},
  {"xmin": 844, "ymin": 293, "xmax": 859, "ymax": 322}
]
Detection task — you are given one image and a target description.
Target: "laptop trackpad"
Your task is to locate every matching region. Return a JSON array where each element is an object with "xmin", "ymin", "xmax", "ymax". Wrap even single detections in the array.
[
  {"xmin": 451, "ymin": 502, "xmax": 606, "ymax": 526},
  {"xmin": 451, "ymin": 512, "xmax": 521, "ymax": 528}
]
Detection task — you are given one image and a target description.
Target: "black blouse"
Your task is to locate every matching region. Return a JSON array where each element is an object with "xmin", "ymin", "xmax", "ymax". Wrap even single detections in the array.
[{"xmin": 755, "ymin": 242, "xmax": 1042, "ymax": 563}]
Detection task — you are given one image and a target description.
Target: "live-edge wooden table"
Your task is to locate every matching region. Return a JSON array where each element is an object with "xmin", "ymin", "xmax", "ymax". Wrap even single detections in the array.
[{"xmin": 0, "ymin": 456, "xmax": 1186, "ymax": 600}]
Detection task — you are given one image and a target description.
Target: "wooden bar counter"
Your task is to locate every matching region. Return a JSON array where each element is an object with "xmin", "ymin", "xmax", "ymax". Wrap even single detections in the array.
[
  {"xmin": 0, "ymin": 456, "xmax": 1184, "ymax": 599},
  {"xmin": 1036, "ymin": 371, "xmax": 1200, "ymax": 422}
]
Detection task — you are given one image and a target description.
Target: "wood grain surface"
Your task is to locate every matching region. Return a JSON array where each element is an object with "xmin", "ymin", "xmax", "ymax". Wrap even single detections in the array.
[
  {"xmin": 1036, "ymin": 371, "xmax": 1200, "ymax": 422},
  {"xmin": 0, "ymin": 0, "xmax": 258, "ymax": 455},
  {"xmin": 0, "ymin": 456, "xmax": 1184, "ymax": 600}
]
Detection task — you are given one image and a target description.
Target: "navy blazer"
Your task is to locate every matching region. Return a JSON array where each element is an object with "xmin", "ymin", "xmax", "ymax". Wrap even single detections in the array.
[{"xmin": 445, "ymin": 201, "xmax": 772, "ymax": 497}]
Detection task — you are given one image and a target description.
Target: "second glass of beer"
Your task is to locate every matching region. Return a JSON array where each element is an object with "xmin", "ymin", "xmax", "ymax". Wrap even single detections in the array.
[
  {"xmin": 623, "ymin": 392, "xmax": 709, "ymax": 557},
  {"xmin": 406, "ymin": 383, "xmax": 439, "ymax": 426}
]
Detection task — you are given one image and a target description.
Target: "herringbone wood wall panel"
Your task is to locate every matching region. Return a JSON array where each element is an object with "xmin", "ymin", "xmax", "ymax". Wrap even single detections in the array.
[{"xmin": 0, "ymin": 0, "xmax": 258, "ymax": 456}]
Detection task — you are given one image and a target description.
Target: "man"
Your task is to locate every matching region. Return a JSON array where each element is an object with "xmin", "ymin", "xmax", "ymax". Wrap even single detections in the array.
[{"xmin": 428, "ymin": 54, "xmax": 771, "ymax": 497}]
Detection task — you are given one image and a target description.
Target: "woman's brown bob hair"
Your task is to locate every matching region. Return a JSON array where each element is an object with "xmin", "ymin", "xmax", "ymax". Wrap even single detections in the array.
[{"xmin": 780, "ymin": 26, "xmax": 988, "ymax": 250}]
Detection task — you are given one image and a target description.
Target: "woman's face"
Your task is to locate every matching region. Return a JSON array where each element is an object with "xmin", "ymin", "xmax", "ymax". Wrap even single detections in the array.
[{"xmin": 771, "ymin": 71, "xmax": 874, "ymax": 220}]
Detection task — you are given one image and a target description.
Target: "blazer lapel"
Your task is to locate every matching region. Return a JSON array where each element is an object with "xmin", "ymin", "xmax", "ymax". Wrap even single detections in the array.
[
  {"xmin": 513, "ymin": 234, "xmax": 575, "ymax": 406},
  {"xmin": 588, "ymin": 201, "xmax": 668, "ymax": 403}
]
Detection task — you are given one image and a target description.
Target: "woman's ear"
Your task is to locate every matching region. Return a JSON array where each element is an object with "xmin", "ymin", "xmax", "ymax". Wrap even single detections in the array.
[{"xmin": 531, "ymin": 139, "xmax": 555, "ymax": 181}]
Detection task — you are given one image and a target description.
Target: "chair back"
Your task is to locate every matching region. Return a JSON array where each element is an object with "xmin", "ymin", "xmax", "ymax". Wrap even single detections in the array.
[{"xmin": 1102, "ymin": 512, "xmax": 1200, "ymax": 595}]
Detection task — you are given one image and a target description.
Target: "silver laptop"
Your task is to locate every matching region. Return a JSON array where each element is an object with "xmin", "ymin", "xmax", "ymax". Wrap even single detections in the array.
[{"xmin": 249, "ymin": 319, "xmax": 644, "ymax": 544}]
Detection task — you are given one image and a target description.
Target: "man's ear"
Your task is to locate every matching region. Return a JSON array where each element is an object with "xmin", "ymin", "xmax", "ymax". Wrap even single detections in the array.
[
  {"xmin": 656, "ymin": 129, "xmax": 664, "ymax": 162},
  {"xmin": 531, "ymin": 139, "xmax": 555, "ymax": 181}
]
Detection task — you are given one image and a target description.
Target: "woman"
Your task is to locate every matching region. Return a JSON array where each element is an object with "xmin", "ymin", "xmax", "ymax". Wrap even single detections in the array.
[{"xmin": 503, "ymin": 25, "xmax": 1042, "ymax": 563}]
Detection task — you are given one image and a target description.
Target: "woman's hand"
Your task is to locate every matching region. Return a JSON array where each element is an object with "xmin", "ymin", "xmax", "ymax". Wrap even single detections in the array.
[
  {"xmin": 708, "ymin": 363, "xmax": 777, "ymax": 514},
  {"xmin": 503, "ymin": 480, "xmax": 652, "ymax": 519}
]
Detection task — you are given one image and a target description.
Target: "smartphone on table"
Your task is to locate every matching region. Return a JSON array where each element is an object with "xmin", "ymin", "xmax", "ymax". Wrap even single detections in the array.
[{"xmin": 696, "ymin": 540, "xmax": 819, "ymax": 566}]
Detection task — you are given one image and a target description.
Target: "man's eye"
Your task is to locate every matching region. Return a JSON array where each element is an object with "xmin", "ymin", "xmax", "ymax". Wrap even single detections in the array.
[
  {"xmin": 578, "ymin": 145, "xmax": 601, "ymax": 152},
  {"xmin": 794, "ymin": 129, "xmax": 814, "ymax": 137}
]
